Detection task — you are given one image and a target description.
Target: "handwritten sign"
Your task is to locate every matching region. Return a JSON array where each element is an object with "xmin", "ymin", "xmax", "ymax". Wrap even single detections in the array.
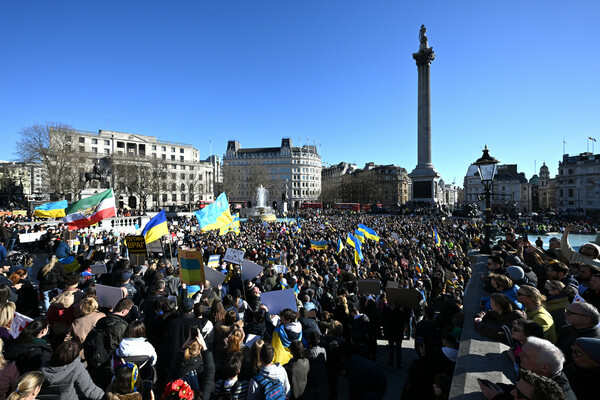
[{"xmin": 224, "ymin": 248, "xmax": 244, "ymax": 265}]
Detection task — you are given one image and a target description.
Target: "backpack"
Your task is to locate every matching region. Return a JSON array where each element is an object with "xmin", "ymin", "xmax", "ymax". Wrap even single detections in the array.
[
  {"xmin": 83, "ymin": 327, "xmax": 111, "ymax": 367},
  {"xmin": 212, "ymin": 379, "xmax": 242, "ymax": 400},
  {"xmin": 164, "ymin": 276, "xmax": 178, "ymax": 296},
  {"xmin": 253, "ymin": 374, "xmax": 286, "ymax": 400}
]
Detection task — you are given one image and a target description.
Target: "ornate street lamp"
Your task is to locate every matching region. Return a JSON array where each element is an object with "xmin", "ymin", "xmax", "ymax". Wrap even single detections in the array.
[{"xmin": 474, "ymin": 145, "xmax": 500, "ymax": 254}]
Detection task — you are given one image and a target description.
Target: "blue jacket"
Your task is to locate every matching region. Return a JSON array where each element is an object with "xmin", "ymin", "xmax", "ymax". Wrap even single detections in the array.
[{"xmin": 480, "ymin": 284, "xmax": 524, "ymax": 311}]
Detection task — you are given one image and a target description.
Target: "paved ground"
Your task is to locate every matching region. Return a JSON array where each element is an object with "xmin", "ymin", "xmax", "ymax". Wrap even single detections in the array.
[{"xmin": 337, "ymin": 338, "xmax": 417, "ymax": 399}]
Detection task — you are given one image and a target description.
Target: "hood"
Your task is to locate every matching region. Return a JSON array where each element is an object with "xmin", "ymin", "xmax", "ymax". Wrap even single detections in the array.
[
  {"xmin": 259, "ymin": 363, "xmax": 286, "ymax": 380},
  {"xmin": 584, "ymin": 243, "xmax": 600, "ymax": 259},
  {"xmin": 118, "ymin": 337, "xmax": 148, "ymax": 355},
  {"xmin": 284, "ymin": 321, "xmax": 303, "ymax": 335},
  {"xmin": 42, "ymin": 359, "xmax": 81, "ymax": 385},
  {"xmin": 50, "ymin": 290, "xmax": 84, "ymax": 309}
]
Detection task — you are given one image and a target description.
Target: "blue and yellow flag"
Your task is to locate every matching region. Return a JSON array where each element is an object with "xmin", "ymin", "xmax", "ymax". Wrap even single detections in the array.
[
  {"xmin": 59, "ymin": 255, "xmax": 80, "ymax": 273},
  {"xmin": 219, "ymin": 213, "xmax": 240, "ymax": 236},
  {"xmin": 346, "ymin": 233, "xmax": 356, "ymax": 248},
  {"xmin": 310, "ymin": 240, "xmax": 328, "ymax": 250},
  {"xmin": 336, "ymin": 237, "xmax": 344, "ymax": 254},
  {"xmin": 142, "ymin": 210, "xmax": 168, "ymax": 244},
  {"xmin": 354, "ymin": 230, "xmax": 365, "ymax": 243},
  {"xmin": 34, "ymin": 200, "xmax": 67, "ymax": 219},
  {"xmin": 358, "ymin": 223, "xmax": 380, "ymax": 242},
  {"xmin": 347, "ymin": 233, "xmax": 363, "ymax": 264},
  {"xmin": 178, "ymin": 250, "xmax": 205, "ymax": 285},
  {"xmin": 433, "ymin": 227, "xmax": 441, "ymax": 247},
  {"xmin": 194, "ymin": 192, "xmax": 234, "ymax": 232}
]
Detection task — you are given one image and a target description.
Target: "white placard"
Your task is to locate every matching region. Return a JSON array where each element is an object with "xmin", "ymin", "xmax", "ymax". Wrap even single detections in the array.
[
  {"xmin": 273, "ymin": 265, "xmax": 287, "ymax": 274},
  {"xmin": 96, "ymin": 284, "xmax": 125, "ymax": 310},
  {"xmin": 224, "ymin": 248, "xmax": 244, "ymax": 265},
  {"xmin": 260, "ymin": 289, "xmax": 297, "ymax": 314},
  {"xmin": 146, "ymin": 240, "xmax": 163, "ymax": 253},
  {"xmin": 203, "ymin": 265, "xmax": 226, "ymax": 286},
  {"xmin": 19, "ymin": 232, "xmax": 44, "ymax": 243},
  {"xmin": 90, "ymin": 263, "xmax": 107, "ymax": 275},
  {"xmin": 241, "ymin": 259, "xmax": 263, "ymax": 281},
  {"xmin": 9, "ymin": 312, "xmax": 33, "ymax": 339},
  {"xmin": 95, "ymin": 239, "xmax": 105, "ymax": 245}
]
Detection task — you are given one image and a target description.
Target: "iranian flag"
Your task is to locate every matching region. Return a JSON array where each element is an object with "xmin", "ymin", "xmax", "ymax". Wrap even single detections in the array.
[{"xmin": 63, "ymin": 189, "xmax": 116, "ymax": 230}]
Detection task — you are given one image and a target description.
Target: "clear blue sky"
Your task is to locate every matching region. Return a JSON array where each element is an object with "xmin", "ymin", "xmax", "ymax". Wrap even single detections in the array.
[{"xmin": 1, "ymin": 1, "xmax": 598, "ymax": 187}]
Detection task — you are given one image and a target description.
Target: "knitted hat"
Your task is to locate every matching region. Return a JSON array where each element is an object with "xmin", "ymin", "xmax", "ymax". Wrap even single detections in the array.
[
  {"xmin": 575, "ymin": 337, "xmax": 600, "ymax": 365},
  {"xmin": 506, "ymin": 266, "xmax": 525, "ymax": 281}
]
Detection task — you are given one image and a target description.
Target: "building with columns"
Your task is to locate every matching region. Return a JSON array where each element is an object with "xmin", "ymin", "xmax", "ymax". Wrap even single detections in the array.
[
  {"xmin": 556, "ymin": 152, "xmax": 600, "ymax": 216},
  {"xmin": 59, "ymin": 129, "xmax": 214, "ymax": 210},
  {"xmin": 0, "ymin": 161, "xmax": 45, "ymax": 207},
  {"xmin": 320, "ymin": 162, "xmax": 357, "ymax": 204},
  {"xmin": 223, "ymin": 138, "xmax": 321, "ymax": 208},
  {"xmin": 340, "ymin": 162, "xmax": 411, "ymax": 206}
]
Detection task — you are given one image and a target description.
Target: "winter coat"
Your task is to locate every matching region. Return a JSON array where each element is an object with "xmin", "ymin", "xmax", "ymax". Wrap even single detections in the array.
[
  {"xmin": 4, "ymin": 338, "xmax": 53, "ymax": 374},
  {"xmin": 474, "ymin": 309, "xmax": 526, "ymax": 343},
  {"xmin": 94, "ymin": 313, "xmax": 129, "ymax": 356},
  {"xmin": 47, "ymin": 289, "xmax": 85, "ymax": 336},
  {"xmin": 284, "ymin": 358, "xmax": 309, "ymax": 399},
  {"xmin": 38, "ymin": 358, "xmax": 104, "ymax": 400},
  {"xmin": 0, "ymin": 362, "xmax": 19, "ymax": 400},
  {"xmin": 247, "ymin": 363, "xmax": 291, "ymax": 400},
  {"xmin": 68, "ymin": 311, "xmax": 106, "ymax": 345},
  {"xmin": 37, "ymin": 264, "xmax": 67, "ymax": 292},
  {"xmin": 480, "ymin": 285, "xmax": 523, "ymax": 311}
]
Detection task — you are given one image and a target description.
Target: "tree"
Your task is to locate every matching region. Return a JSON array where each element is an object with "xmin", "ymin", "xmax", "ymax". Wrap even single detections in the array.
[{"xmin": 15, "ymin": 123, "xmax": 84, "ymax": 200}]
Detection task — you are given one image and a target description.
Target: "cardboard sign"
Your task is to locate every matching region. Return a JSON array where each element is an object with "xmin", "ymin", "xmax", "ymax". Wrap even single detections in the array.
[
  {"xmin": 130, "ymin": 253, "xmax": 146, "ymax": 266},
  {"xmin": 178, "ymin": 250, "xmax": 205, "ymax": 285},
  {"xmin": 96, "ymin": 284, "xmax": 125, "ymax": 310},
  {"xmin": 224, "ymin": 248, "xmax": 244, "ymax": 265},
  {"xmin": 358, "ymin": 280, "xmax": 381, "ymax": 295},
  {"xmin": 207, "ymin": 255, "xmax": 220, "ymax": 269},
  {"xmin": 385, "ymin": 287, "xmax": 421, "ymax": 309},
  {"xmin": 90, "ymin": 263, "xmax": 108, "ymax": 275},
  {"xmin": 146, "ymin": 240, "xmax": 163, "ymax": 253},
  {"xmin": 203, "ymin": 265, "xmax": 226, "ymax": 286},
  {"xmin": 125, "ymin": 236, "xmax": 147, "ymax": 255},
  {"xmin": 273, "ymin": 265, "xmax": 287, "ymax": 274},
  {"xmin": 260, "ymin": 288, "xmax": 297, "ymax": 314},
  {"xmin": 241, "ymin": 259, "xmax": 263, "ymax": 281}
]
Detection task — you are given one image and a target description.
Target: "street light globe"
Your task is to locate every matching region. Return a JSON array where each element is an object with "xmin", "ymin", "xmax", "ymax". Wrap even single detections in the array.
[{"xmin": 475, "ymin": 145, "xmax": 500, "ymax": 184}]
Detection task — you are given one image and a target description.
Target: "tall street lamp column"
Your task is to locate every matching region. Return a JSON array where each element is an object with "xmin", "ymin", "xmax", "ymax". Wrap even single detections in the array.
[{"xmin": 475, "ymin": 146, "xmax": 500, "ymax": 255}]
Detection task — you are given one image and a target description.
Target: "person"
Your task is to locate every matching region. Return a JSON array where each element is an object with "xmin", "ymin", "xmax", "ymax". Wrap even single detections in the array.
[
  {"xmin": 115, "ymin": 320, "xmax": 158, "ymax": 367},
  {"xmin": 106, "ymin": 362, "xmax": 143, "ymax": 400},
  {"xmin": 0, "ymin": 302, "xmax": 16, "ymax": 346},
  {"xmin": 564, "ymin": 337, "xmax": 600, "ymax": 400},
  {"xmin": 246, "ymin": 343, "xmax": 291, "ymax": 400},
  {"xmin": 0, "ymin": 242, "xmax": 6, "ymax": 262},
  {"xmin": 581, "ymin": 272, "xmax": 600, "ymax": 310},
  {"xmin": 555, "ymin": 302, "xmax": 600, "ymax": 364},
  {"xmin": 320, "ymin": 320, "xmax": 345, "ymax": 400},
  {"xmin": 6, "ymin": 371, "xmax": 44, "ymax": 400},
  {"xmin": 262, "ymin": 306, "xmax": 302, "ymax": 366},
  {"xmin": 0, "ymin": 339, "xmax": 19, "ymax": 400},
  {"xmin": 432, "ymin": 373, "xmax": 452, "ymax": 400},
  {"xmin": 546, "ymin": 262, "xmax": 579, "ymax": 290},
  {"xmin": 66, "ymin": 297, "xmax": 105, "ymax": 346},
  {"xmin": 37, "ymin": 255, "xmax": 67, "ymax": 312},
  {"xmin": 544, "ymin": 280, "xmax": 576, "ymax": 328},
  {"xmin": 283, "ymin": 341, "xmax": 308, "ymax": 400},
  {"xmin": 46, "ymin": 274, "xmax": 84, "ymax": 339},
  {"xmin": 4, "ymin": 318, "xmax": 52, "ymax": 374},
  {"xmin": 382, "ymin": 300, "xmax": 410, "ymax": 367},
  {"xmin": 561, "ymin": 225, "xmax": 600, "ymax": 267},
  {"xmin": 474, "ymin": 293, "xmax": 526, "ymax": 343},
  {"xmin": 10, "ymin": 269, "xmax": 38, "ymax": 318},
  {"xmin": 38, "ymin": 341, "xmax": 105, "ymax": 400},
  {"xmin": 213, "ymin": 352, "xmax": 248, "ymax": 400},
  {"xmin": 478, "ymin": 368, "xmax": 567, "ymax": 400},
  {"xmin": 480, "ymin": 274, "xmax": 522, "ymax": 311},
  {"xmin": 516, "ymin": 285, "xmax": 556, "ymax": 343},
  {"xmin": 507, "ymin": 319, "xmax": 544, "ymax": 366},
  {"xmin": 346, "ymin": 352, "xmax": 387, "ymax": 400}
]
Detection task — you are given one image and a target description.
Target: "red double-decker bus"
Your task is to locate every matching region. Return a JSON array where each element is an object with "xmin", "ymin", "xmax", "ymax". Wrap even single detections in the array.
[
  {"xmin": 197, "ymin": 200, "xmax": 214, "ymax": 209},
  {"xmin": 333, "ymin": 203, "xmax": 360, "ymax": 212},
  {"xmin": 300, "ymin": 202, "xmax": 323, "ymax": 209}
]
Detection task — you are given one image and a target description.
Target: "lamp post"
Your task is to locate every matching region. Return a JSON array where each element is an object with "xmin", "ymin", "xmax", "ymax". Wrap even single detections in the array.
[{"xmin": 474, "ymin": 145, "xmax": 500, "ymax": 254}]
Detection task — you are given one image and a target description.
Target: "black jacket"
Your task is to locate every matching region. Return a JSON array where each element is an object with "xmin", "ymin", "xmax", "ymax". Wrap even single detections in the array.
[
  {"xmin": 5, "ymin": 338, "xmax": 53, "ymax": 374},
  {"xmin": 94, "ymin": 313, "xmax": 128, "ymax": 356}
]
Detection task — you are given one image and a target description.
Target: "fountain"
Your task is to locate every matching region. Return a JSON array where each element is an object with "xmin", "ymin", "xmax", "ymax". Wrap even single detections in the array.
[{"xmin": 248, "ymin": 185, "xmax": 277, "ymax": 222}]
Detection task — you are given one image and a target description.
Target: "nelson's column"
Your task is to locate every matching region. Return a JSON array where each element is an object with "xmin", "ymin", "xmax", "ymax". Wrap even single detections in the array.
[{"xmin": 409, "ymin": 24, "xmax": 440, "ymax": 202}]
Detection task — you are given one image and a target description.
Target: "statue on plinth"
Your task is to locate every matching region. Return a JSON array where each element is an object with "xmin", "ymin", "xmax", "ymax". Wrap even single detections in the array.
[
  {"xmin": 81, "ymin": 157, "xmax": 111, "ymax": 188},
  {"xmin": 419, "ymin": 24, "xmax": 429, "ymax": 50}
]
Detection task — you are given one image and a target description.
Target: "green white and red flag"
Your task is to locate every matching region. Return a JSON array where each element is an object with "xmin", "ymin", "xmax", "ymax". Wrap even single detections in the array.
[{"xmin": 62, "ymin": 189, "xmax": 116, "ymax": 230}]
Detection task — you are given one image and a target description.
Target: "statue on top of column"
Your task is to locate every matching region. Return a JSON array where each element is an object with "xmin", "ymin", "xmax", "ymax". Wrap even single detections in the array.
[{"xmin": 419, "ymin": 24, "xmax": 429, "ymax": 49}]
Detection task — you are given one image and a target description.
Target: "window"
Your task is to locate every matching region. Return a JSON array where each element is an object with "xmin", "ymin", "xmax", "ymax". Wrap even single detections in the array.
[
  {"xmin": 92, "ymin": 147, "xmax": 98, "ymax": 154},
  {"xmin": 181, "ymin": 193, "xmax": 186, "ymax": 201},
  {"xmin": 79, "ymin": 137, "xmax": 85, "ymax": 143},
  {"xmin": 568, "ymin": 189, "xmax": 574, "ymax": 197},
  {"xmin": 162, "ymin": 154, "xmax": 166, "ymax": 160},
  {"xmin": 180, "ymin": 156, "xmax": 184, "ymax": 161},
  {"xmin": 152, "ymin": 145, "xmax": 157, "ymax": 150},
  {"xmin": 171, "ymin": 147, "xmax": 175, "ymax": 152},
  {"xmin": 172, "ymin": 183, "xmax": 177, "ymax": 191},
  {"xmin": 92, "ymin": 139, "xmax": 98, "ymax": 144},
  {"xmin": 172, "ymin": 194, "xmax": 177, "ymax": 201},
  {"xmin": 79, "ymin": 146, "xmax": 84, "ymax": 152},
  {"xmin": 162, "ymin": 146, "xmax": 166, "ymax": 151},
  {"xmin": 162, "ymin": 194, "xmax": 167, "ymax": 202},
  {"xmin": 104, "ymin": 149, "xmax": 110, "ymax": 154},
  {"xmin": 189, "ymin": 174, "xmax": 194, "ymax": 180},
  {"xmin": 171, "ymin": 173, "xmax": 176, "ymax": 180},
  {"xmin": 180, "ymin": 148, "xmax": 184, "ymax": 153},
  {"xmin": 171, "ymin": 155, "xmax": 175, "ymax": 161},
  {"xmin": 180, "ymin": 173, "xmax": 185, "ymax": 180},
  {"xmin": 104, "ymin": 140, "xmax": 110, "ymax": 145}
]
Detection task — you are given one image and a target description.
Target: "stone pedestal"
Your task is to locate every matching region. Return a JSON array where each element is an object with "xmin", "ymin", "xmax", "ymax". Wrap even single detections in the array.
[
  {"xmin": 79, "ymin": 188, "xmax": 100, "ymax": 200},
  {"xmin": 409, "ymin": 30, "xmax": 440, "ymax": 202}
]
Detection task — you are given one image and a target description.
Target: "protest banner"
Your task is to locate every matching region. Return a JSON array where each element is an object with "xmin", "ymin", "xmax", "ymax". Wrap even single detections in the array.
[
  {"xmin": 358, "ymin": 280, "xmax": 381, "ymax": 295},
  {"xmin": 178, "ymin": 250, "xmax": 205, "ymax": 285},
  {"xmin": 385, "ymin": 287, "xmax": 421, "ymax": 309},
  {"xmin": 9, "ymin": 312, "xmax": 33, "ymax": 339},
  {"xmin": 96, "ymin": 284, "xmax": 125, "ymax": 309},
  {"xmin": 90, "ymin": 263, "xmax": 108, "ymax": 275},
  {"xmin": 260, "ymin": 289, "xmax": 297, "ymax": 314},
  {"xmin": 207, "ymin": 255, "xmax": 220, "ymax": 269},
  {"xmin": 273, "ymin": 265, "xmax": 287, "ymax": 274},
  {"xmin": 125, "ymin": 235, "xmax": 147, "ymax": 255},
  {"xmin": 224, "ymin": 248, "xmax": 244, "ymax": 265},
  {"xmin": 19, "ymin": 232, "xmax": 44, "ymax": 243},
  {"xmin": 146, "ymin": 240, "xmax": 163, "ymax": 253},
  {"xmin": 241, "ymin": 259, "xmax": 263, "ymax": 281},
  {"xmin": 203, "ymin": 265, "xmax": 226, "ymax": 286}
]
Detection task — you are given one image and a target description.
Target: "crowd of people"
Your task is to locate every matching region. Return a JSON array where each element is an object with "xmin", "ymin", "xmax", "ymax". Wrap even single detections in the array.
[{"xmin": 0, "ymin": 209, "xmax": 597, "ymax": 400}]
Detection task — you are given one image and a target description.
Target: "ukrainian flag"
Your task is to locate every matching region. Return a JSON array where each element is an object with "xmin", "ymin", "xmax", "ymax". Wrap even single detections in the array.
[
  {"xmin": 346, "ymin": 233, "xmax": 356, "ymax": 248},
  {"xmin": 59, "ymin": 256, "xmax": 80, "ymax": 273},
  {"xmin": 272, "ymin": 323, "xmax": 302, "ymax": 365},
  {"xmin": 336, "ymin": 237, "xmax": 344, "ymax": 254},
  {"xmin": 34, "ymin": 200, "xmax": 67, "ymax": 219},
  {"xmin": 354, "ymin": 230, "xmax": 365, "ymax": 243},
  {"xmin": 219, "ymin": 213, "xmax": 240, "ymax": 236},
  {"xmin": 194, "ymin": 192, "xmax": 234, "ymax": 232},
  {"xmin": 433, "ymin": 227, "xmax": 441, "ymax": 247},
  {"xmin": 347, "ymin": 233, "xmax": 364, "ymax": 264},
  {"xmin": 178, "ymin": 250, "xmax": 205, "ymax": 285},
  {"xmin": 142, "ymin": 210, "xmax": 168, "ymax": 244},
  {"xmin": 358, "ymin": 224, "xmax": 380, "ymax": 242},
  {"xmin": 310, "ymin": 240, "xmax": 328, "ymax": 250}
]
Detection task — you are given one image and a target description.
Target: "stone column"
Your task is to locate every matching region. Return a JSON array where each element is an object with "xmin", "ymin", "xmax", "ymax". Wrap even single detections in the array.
[{"xmin": 409, "ymin": 25, "xmax": 440, "ymax": 202}]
